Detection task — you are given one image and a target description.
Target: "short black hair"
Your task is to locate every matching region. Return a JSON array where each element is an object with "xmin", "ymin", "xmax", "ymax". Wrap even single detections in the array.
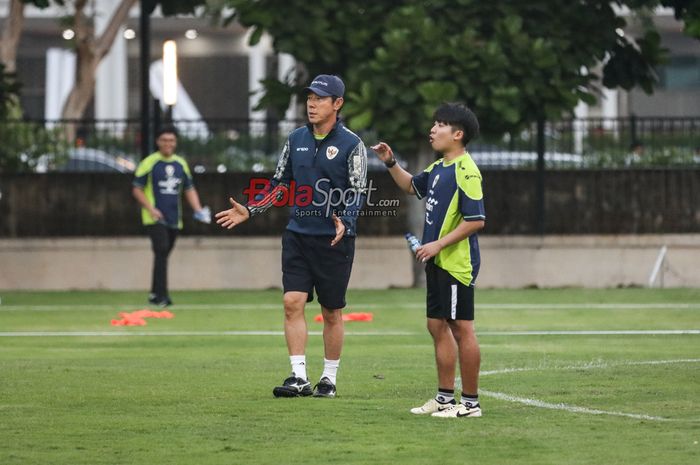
[
  {"xmin": 157, "ymin": 126, "xmax": 178, "ymax": 138},
  {"xmin": 433, "ymin": 103, "xmax": 479, "ymax": 145}
]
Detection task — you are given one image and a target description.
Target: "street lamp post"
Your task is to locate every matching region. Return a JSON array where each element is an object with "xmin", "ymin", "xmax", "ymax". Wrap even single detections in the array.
[
  {"xmin": 139, "ymin": 0, "xmax": 151, "ymax": 158},
  {"xmin": 162, "ymin": 40, "xmax": 178, "ymax": 123}
]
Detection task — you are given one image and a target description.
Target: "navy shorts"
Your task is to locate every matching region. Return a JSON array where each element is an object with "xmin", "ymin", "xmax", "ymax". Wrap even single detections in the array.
[
  {"xmin": 281, "ymin": 230, "xmax": 355, "ymax": 309},
  {"xmin": 425, "ymin": 261, "xmax": 475, "ymax": 321}
]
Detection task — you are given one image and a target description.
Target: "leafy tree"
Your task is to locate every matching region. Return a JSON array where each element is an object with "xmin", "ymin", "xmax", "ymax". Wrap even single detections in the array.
[
  {"xmin": 0, "ymin": 63, "xmax": 21, "ymax": 120},
  {"xmin": 226, "ymin": 0, "xmax": 671, "ymax": 153},
  {"xmin": 0, "ymin": 64, "xmax": 68, "ymax": 173},
  {"xmin": 661, "ymin": 0, "xmax": 700, "ymax": 39},
  {"xmin": 224, "ymin": 0, "xmax": 686, "ymax": 284}
]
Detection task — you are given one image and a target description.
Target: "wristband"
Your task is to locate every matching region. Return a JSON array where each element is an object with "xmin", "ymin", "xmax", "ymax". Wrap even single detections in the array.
[{"xmin": 384, "ymin": 157, "xmax": 397, "ymax": 168}]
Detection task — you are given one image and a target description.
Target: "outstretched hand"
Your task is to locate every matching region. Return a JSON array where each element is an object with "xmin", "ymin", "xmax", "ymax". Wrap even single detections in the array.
[{"xmin": 215, "ymin": 197, "xmax": 250, "ymax": 229}]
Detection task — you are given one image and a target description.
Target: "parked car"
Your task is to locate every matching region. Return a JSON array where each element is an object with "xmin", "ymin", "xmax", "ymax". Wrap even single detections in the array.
[
  {"xmin": 35, "ymin": 147, "xmax": 136, "ymax": 173},
  {"xmin": 365, "ymin": 147, "xmax": 583, "ymax": 170},
  {"xmin": 470, "ymin": 150, "xmax": 584, "ymax": 168}
]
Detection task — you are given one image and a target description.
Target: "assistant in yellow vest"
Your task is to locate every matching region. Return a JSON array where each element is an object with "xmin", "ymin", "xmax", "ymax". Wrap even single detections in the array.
[
  {"xmin": 132, "ymin": 126, "xmax": 210, "ymax": 307},
  {"xmin": 372, "ymin": 102, "xmax": 485, "ymax": 418}
]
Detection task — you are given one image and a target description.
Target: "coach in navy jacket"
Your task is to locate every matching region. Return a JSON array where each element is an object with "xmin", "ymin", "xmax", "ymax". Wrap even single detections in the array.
[
  {"xmin": 264, "ymin": 118, "xmax": 367, "ymax": 236},
  {"xmin": 216, "ymin": 74, "xmax": 368, "ymax": 399}
]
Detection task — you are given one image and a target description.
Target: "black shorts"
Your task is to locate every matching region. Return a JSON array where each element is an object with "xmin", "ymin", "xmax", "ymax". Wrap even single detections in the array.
[
  {"xmin": 425, "ymin": 261, "xmax": 475, "ymax": 321},
  {"xmin": 281, "ymin": 230, "xmax": 355, "ymax": 309}
]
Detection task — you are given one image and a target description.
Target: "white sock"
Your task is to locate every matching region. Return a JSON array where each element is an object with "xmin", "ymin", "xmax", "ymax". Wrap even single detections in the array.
[
  {"xmin": 436, "ymin": 388, "xmax": 455, "ymax": 404},
  {"xmin": 290, "ymin": 355, "xmax": 307, "ymax": 380},
  {"xmin": 321, "ymin": 358, "xmax": 340, "ymax": 385},
  {"xmin": 461, "ymin": 393, "xmax": 479, "ymax": 407}
]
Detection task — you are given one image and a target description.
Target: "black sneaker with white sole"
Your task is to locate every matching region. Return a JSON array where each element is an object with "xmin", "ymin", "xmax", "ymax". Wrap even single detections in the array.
[
  {"xmin": 148, "ymin": 294, "xmax": 172, "ymax": 307},
  {"xmin": 273, "ymin": 375, "xmax": 312, "ymax": 398},
  {"xmin": 312, "ymin": 377, "xmax": 336, "ymax": 398}
]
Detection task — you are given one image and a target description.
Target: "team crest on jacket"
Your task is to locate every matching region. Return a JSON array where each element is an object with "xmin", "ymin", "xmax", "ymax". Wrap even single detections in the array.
[{"xmin": 326, "ymin": 146, "xmax": 339, "ymax": 160}]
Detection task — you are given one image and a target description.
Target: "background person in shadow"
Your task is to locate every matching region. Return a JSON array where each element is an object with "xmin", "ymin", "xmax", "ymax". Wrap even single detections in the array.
[{"xmin": 625, "ymin": 140, "xmax": 645, "ymax": 166}]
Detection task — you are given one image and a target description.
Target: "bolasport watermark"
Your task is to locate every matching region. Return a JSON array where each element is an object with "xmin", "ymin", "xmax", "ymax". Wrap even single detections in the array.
[{"xmin": 243, "ymin": 177, "xmax": 400, "ymax": 218}]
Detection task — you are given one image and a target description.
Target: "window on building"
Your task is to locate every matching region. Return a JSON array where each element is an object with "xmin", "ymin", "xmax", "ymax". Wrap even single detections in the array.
[{"xmin": 658, "ymin": 55, "xmax": 700, "ymax": 90}]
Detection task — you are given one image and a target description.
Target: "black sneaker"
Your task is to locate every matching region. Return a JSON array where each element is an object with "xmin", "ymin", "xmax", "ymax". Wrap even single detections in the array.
[
  {"xmin": 312, "ymin": 377, "xmax": 336, "ymax": 398},
  {"xmin": 273, "ymin": 375, "xmax": 312, "ymax": 398},
  {"xmin": 148, "ymin": 294, "xmax": 170, "ymax": 308}
]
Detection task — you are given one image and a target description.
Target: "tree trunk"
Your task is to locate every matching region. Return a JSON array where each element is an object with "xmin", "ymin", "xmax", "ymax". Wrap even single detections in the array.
[
  {"xmin": 407, "ymin": 141, "xmax": 434, "ymax": 287},
  {"xmin": 0, "ymin": 0, "xmax": 25, "ymax": 73},
  {"xmin": 60, "ymin": 0, "xmax": 138, "ymax": 122},
  {"xmin": 61, "ymin": 54, "xmax": 98, "ymax": 120}
]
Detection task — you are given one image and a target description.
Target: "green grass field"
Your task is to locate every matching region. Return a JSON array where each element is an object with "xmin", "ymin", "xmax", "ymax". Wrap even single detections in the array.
[{"xmin": 1, "ymin": 288, "xmax": 699, "ymax": 465}]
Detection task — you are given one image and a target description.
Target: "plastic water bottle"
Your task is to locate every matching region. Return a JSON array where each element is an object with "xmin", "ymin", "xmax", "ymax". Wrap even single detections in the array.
[{"xmin": 405, "ymin": 233, "xmax": 422, "ymax": 254}]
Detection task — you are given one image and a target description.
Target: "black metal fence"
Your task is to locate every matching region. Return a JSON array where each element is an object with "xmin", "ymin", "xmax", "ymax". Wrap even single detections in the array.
[
  {"xmin": 471, "ymin": 116, "xmax": 700, "ymax": 169},
  {"xmin": 0, "ymin": 116, "xmax": 698, "ymax": 173},
  {"xmin": 0, "ymin": 118, "xmax": 294, "ymax": 174}
]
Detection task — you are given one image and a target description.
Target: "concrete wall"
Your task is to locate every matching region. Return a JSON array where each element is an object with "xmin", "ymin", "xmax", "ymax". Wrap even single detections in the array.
[
  {"xmin": 481, "ymin": 235, "xmax": 700, "ymax": 288},
  {"xmin": 1, "ymin": 235, "xmax": 698, "ymax": 290}
]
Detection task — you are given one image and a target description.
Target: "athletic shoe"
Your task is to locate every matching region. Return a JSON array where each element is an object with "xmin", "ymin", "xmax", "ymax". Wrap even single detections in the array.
[
  {"xmin": 410, "ymin": 398, "xmax": 456, "ymax": 415},
  {"xmin": 148, "ymin": 294, "xmax": 170, "ymax": 307},
  {"xmin": 312, "ymin": 377, "xmax": 336, "ymax": 398},
  {"xmin": 431, "ymin": 403, "xmax": 482, "ymax": 418},
  {"xmin": 272, "ymin": 376, "xmax": 312, "ymax": 398}
]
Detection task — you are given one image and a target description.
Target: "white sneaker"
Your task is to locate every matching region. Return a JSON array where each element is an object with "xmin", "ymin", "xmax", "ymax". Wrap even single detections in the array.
[
  {"xmin": 431, "ymin": 403, "xmax": 482, "ymax": 418},
  {"xmin": 410, "ymin": 398, "xmax": 455, "ymax": 415}
]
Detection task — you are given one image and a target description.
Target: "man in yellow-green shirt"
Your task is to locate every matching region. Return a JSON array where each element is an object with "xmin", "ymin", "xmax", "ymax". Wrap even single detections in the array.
[
  {"xmin": 372, "ymin": 102, "xmax": 485, "ymax": 418},
  {"xmin": 132, "ymin": 127, "xmax": 210, "ymax": 307}
]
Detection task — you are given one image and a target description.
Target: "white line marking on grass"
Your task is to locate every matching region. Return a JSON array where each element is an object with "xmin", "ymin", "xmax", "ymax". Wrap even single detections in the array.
[
  {"xmin": 479, "ymin": 390, "xmax": 669, "ymax": 421},
  {"xmin": 482, "ymin": 330, "xmax": 700, "ymax": 335},
  {"xmin": 3, "ymin": 302, "xmax": 700, "ymax": 311},
  {"xmin": 479, "ymin": 303, "xmax": 700, "ymax": 310},
  {"xmin": 472, "ymin": 359, "xmax": 700, "ymax": 422},
  {"xmin": 0, "ymin": 330, "xmax": 414, "ymax": 337},
  {"xmin": 480, "ymin": 358, "xmax": 700, "ymax": 376},
  {"xmin": 0, "ymin": 330, "xmax": 698, "ymax": 337},
  {"xmin": 480, "ymin": 367, "xmax": 534, "ymax": 376}
]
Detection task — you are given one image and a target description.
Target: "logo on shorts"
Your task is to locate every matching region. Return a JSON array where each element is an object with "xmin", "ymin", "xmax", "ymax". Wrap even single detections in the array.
[{"xmin": 326, "ymin": 146, "xmax": 339, "ymax": 160}]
